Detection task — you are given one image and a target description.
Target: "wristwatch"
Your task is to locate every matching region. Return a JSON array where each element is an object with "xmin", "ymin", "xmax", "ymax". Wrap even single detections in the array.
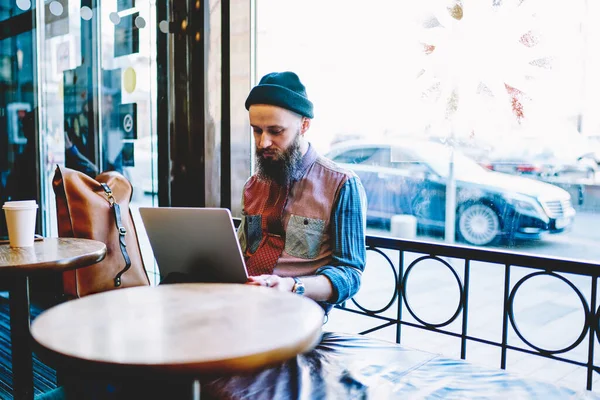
[{"xmin": 292, "ymin": 277, "xmax": 305, "ymax": 295}]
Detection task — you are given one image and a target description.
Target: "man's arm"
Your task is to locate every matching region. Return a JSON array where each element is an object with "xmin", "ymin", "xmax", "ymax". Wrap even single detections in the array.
[
  {"xmin": 248, "ymin": 176, "xmax": 367, "ymax": 303},
  {"xmin": 314, "ymin": 176, "xmax": 367, "ymax": 303},
  {"xmin": 248, "ymin": 274, "xmax": 335, "ymax": 301}
]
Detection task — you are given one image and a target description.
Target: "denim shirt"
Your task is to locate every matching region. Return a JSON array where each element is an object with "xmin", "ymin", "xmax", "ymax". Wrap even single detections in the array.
[
  {"xmin": 239, "ymin": 145, "xmax": 367, "ymax": 310},
  {"xmin": 315, "ymin": 176, "xmax": 367, "ymax": 305}
]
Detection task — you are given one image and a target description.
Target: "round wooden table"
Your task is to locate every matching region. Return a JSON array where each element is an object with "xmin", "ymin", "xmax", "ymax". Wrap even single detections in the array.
[
  {"xmin": 0, "ymin": 237, "xmax": 106, "ymax": 400},
  {"xmin": 31, "ymin": 283, "xmax": 325, "ymax": 397}
]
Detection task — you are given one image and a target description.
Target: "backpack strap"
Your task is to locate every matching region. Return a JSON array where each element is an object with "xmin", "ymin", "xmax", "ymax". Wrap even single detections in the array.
[{"xmin": 100, "ymin": 183, "xmax": 131, "ymax": 287}]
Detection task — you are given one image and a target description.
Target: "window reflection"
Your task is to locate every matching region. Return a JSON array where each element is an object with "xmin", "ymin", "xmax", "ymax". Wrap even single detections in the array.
[
  {"xmin": 0, "ymin": 3, "xmax": 36, "ymax": 237},
  {"xmin": 255, "ymin": 0, "xmax": 596, "ymax": 260},
  {"xmin": 31, "ymin": 1, "xmax": 159, "ymax": 280}
]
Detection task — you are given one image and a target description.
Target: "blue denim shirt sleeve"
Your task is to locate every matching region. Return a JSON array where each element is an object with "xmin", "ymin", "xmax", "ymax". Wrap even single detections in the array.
[{"xmin": 315, "ymin": 176, "xmax": 367, "ymax": 304}]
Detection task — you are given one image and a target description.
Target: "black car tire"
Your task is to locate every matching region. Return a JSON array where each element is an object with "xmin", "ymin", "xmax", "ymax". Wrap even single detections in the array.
[{"xmin": 457, "ymin": 203, "xmax": 501, "ymax": 246}]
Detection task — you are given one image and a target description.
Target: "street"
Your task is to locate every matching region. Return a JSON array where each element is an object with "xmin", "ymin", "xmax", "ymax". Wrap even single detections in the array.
[
  {"xmin": 507, "ymin": 211, "xmax": 600, "ymax": 263},
  {"xmin": 368, "ymin": 210, "xmax": 600, "ymax": 264}
]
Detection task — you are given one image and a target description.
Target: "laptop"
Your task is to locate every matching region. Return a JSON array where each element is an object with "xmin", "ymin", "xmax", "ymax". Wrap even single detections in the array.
[{"xmin": 139, "ymin": 207, "xmax": 248, "ymax": 284}]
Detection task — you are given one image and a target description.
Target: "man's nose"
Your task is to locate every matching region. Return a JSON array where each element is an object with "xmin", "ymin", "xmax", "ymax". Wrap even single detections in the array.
[{"xmin": 258, "ymin": 133, "xmax": 272, "ymax": 148}]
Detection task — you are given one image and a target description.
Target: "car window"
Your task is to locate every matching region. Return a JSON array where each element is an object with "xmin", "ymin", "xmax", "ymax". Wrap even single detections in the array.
[
  {"xmin": 351, "ymin": 147, "xmax": 401, "ymax": 167},
  {"xmin": 386, "ymin": 147, "xmax": 430, "ymax": 175},
  {"xmin": 409, "ymin": 143, "xmax": 488, "ymax": 179},
  {"xmin": 331, "ymin": 147, "xmax": 380, "ymax": 165},
  {"xmin": 333, "ymin": 146, "xmax": 431, "ymax": 177}
]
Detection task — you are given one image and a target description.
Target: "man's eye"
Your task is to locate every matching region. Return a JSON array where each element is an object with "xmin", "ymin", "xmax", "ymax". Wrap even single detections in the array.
[{"xmin": 270, "ymin": 130, "xmax": 283, "ymax": 135}]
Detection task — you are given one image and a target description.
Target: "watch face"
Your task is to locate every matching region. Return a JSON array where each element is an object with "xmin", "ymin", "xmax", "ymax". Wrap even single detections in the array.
[{"xmin": 293, "ymin": 278, "xmax": 305, "ymax": 295}]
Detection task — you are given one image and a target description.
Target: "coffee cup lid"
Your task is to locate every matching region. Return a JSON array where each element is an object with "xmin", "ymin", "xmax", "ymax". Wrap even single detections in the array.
[{"xmin": 3, "ymin": 200, "xmax": 38, "ymax": 209}]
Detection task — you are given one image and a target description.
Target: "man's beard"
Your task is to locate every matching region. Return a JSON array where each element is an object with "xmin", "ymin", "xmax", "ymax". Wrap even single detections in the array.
[{"xmin": 255, "ymin": 133, "xmax": 303, "ymax": 185}]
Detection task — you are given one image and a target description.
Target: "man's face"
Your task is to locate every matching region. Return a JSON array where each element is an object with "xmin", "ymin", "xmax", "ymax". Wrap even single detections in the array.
[{"xmin": 250, "ymin": 104, "xmax": 305, "ymax": 185}]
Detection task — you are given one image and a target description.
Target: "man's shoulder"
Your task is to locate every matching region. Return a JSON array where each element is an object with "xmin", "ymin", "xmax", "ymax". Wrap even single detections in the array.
[
  {"xmin": 243, "ymin": 174, "xmax": 267, "ymax": 191},
  {"xmin": 314, "ymin": 155, "xmax": 358, "ymax": 181}
]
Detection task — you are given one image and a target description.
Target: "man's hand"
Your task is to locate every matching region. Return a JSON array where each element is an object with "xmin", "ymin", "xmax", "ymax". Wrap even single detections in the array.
[{"xmin": 247, "ymin": 275, "xmax": 295, "ymax": 292}]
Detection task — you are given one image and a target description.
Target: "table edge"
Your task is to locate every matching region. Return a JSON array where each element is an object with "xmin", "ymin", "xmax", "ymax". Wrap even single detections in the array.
[
  {"xmin": 32, "ymin": 323, "xmax": 323, "ymax": 378},
  {"xmin": 0, "ymin": 238, "xmax": 107, "ymax": 274}
]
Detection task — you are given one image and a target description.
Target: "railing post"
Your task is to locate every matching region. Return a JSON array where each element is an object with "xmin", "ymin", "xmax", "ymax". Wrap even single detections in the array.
[
  {"xmin": 396, "ymin": 250, "xmax": 404, "ymax": 345},
  {"xmin": 501, "ymin": 263, "xmax": 511, "ymax": 370},
  {"xmin": 587, "ymin": 276, "xmax": 597, "ymax": 390},
  {"xmin": 461, "ymin": 259, "xmax": 471, "ymax": 360}
]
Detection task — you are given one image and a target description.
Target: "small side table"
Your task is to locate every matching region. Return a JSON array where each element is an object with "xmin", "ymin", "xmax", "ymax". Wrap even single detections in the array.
[
  {"xmin": 0, "ymin": 237, "xmax": 106, "ymax": 400},
  {"xmin": 31, "ymin": 283, "xmax": 325, "ymax": 398}
]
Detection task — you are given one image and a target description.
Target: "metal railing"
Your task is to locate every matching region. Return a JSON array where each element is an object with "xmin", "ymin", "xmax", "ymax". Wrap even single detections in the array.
[{"xmin": 335, "ymin": 235, "xmax": 600, "ymax": 391}]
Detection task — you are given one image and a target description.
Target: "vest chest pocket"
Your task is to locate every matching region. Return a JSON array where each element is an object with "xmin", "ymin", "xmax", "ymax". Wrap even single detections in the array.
[
  {"xmin": 285, "ymin": 215, "xmax": 326, "ymax": 259},
  {"xmin": 245, "ymin": 214, "xmax": 262, "ymax": 253}
]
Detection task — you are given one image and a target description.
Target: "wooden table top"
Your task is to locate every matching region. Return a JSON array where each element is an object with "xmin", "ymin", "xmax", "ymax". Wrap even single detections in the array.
[
  {"xmin": 0, "ymin": 237, "xmax": 107, "ymax": 274},
  {"xmin": 31, "ymin": 283, "xmax": 325, "ymax": 376}
]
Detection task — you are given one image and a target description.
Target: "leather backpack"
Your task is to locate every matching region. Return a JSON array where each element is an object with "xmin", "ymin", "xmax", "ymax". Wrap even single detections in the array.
[{"xmin": 52, "ymin": 165, "xmax": 150, "ymax": 298}]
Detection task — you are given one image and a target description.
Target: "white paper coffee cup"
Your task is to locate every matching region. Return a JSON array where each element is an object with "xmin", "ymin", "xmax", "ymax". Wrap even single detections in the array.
[{"xmin": 3, "ymin": 201, "xmax": 38, "ymax": 247}]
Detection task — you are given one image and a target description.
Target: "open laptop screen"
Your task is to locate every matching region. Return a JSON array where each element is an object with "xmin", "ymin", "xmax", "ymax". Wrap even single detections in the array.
[{"xmin": 139, "ymin": 207, "xmax": 248, "ymax": 284}]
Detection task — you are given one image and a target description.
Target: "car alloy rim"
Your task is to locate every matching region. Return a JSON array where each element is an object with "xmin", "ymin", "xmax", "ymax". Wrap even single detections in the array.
[{"xmin": 459, "ymin": 204, "xmax": 499, "ymax": 245}]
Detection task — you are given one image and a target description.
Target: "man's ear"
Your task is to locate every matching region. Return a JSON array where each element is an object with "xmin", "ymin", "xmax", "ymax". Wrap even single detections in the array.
[{"xmin": 300, "ymin": 117, "xmax": 311, "ymax": 136}]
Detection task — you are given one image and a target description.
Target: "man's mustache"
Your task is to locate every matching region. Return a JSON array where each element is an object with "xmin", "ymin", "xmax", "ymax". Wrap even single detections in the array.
[{"xmin": 257, "ymin": 148, "xmax": 280, "ymax": 156}]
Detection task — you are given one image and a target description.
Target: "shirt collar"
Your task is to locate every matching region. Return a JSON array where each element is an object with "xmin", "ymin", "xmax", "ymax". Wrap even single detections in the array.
[{"xmin": 294, "ymin": 143, "xmax": 318, "ymax": 183}]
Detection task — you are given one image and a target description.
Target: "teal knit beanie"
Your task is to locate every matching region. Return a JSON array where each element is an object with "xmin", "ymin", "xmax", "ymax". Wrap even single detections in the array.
[{"xmin": 245, "ymin": 71, "xmax": 314, "ymax": 118}]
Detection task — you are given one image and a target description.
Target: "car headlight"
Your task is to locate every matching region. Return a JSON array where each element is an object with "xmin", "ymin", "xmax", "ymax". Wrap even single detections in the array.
[{"xmin": 506, "ymin": 196, "xmax": 549, "ymax": 222}]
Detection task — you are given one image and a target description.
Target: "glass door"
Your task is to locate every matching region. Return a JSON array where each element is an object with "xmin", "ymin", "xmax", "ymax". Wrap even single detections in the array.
[
  {"xmin": 0, "ymin": 1, "xmax": 37, "ymax": 237},
  {"xmin": 36, "ymin": 0, "xmax": 160, "ymax": 282}
]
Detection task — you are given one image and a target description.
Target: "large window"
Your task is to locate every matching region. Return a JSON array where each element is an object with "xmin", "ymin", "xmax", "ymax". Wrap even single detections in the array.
[
  {"xmin": 253, "ymin": 1, "xmax": 600, "ymax": 390},
  {"xmin": 254, "ymin": 0, "xmax": 600, "ymax": 258}
]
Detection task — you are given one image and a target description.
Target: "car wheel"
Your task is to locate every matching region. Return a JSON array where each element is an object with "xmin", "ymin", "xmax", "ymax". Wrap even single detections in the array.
[{"xmin": 458, "ymin": 203, "xmax": 500, "ymax": 246}]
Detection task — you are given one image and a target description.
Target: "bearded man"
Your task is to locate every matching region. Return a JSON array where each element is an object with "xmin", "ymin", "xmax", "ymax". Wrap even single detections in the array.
[
  {"xmin": 240, "ymin": 71, "xmax": 367, "ymax": 313},
  {"xmin": 37, "ymin": 72, "xmax": 366, "ymax": 400}
]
